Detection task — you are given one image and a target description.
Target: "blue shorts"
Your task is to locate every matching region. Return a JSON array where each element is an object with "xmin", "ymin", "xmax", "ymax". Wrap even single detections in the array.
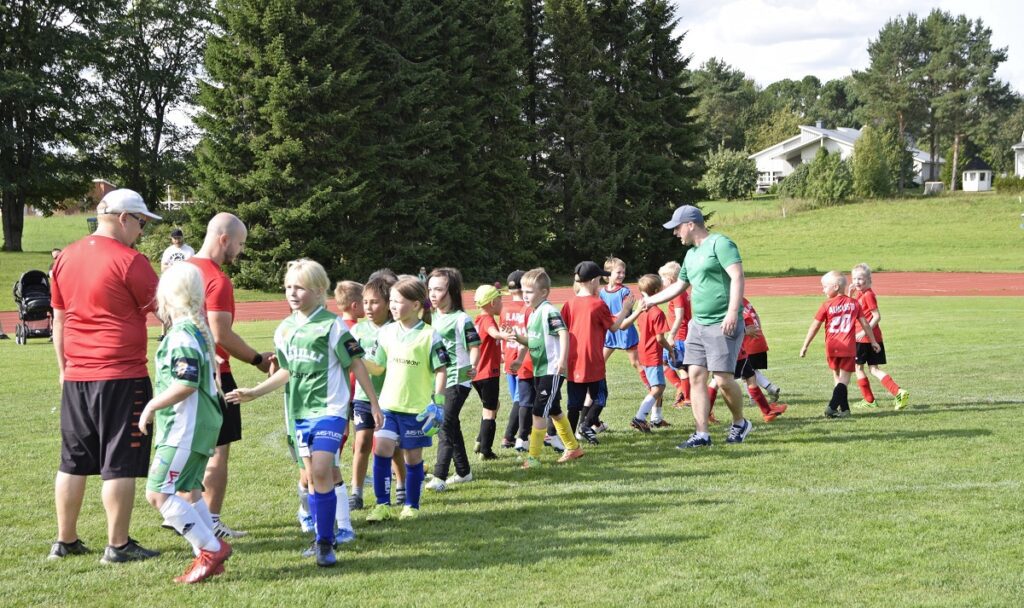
[
  {"xmin": 294, "ymin": 415, "xmax": 346, "ymax": 458},
  {"xmin": 604, "ymin": 325, "xmax": 639, "ymax": 350},
  {"xmin": 566, "ymin": 380, "xmax": 608, "ymax": 409},
  {"xmin": 375, "ymin": 409, "xmax": 432, "ymax": 450},
  {"xmin": 506, "ymin": 374, "xmax": 519, "ymax": 403},
  {"xmin": 516, "ymin": 377, "xmax": 536, "ymax": 409},
  {"xmin": 663, "ymin": 340, "xmax": 687, "ymax": 370},
  {"xmin": 644, "ymin": 365, "xmax": 666, "ymax": 387},
  {"xmin": 351, "ymin": 399, "xmax": 376, "ymax": 431}
]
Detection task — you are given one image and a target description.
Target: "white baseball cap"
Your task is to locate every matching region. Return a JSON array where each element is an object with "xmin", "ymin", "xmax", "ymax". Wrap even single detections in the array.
[{"xmin": 97, "ymin": 189, "xmax": 162, "ymax": 220}]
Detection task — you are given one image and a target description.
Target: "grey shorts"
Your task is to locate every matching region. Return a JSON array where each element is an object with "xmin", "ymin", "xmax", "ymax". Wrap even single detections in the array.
[{"xmin": 683, "ymin": 319, "xmax": 745, "ymax": 374}]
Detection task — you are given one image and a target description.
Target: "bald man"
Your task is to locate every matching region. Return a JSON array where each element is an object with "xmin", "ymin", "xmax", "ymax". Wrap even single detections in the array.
[
  {"xmin": 50, "ymin": 189, "xmax": 162, "ymax": 563},
  {"xmin": 188, "ymin": 213, "xmax": 273, "ymax": 539}
]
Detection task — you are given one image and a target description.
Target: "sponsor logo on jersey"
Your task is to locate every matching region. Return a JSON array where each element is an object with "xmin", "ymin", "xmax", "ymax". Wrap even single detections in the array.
[
  {"xmin": 285, "ymin": 345, "xmax": 324, "ymax": 364},
  {"xmin": 394, "ymin": 357, "xmax": 421, "ymax": 367},
  {"xmin": 172, "ymin": 357, "xmax": 200, "ymax": 382}
]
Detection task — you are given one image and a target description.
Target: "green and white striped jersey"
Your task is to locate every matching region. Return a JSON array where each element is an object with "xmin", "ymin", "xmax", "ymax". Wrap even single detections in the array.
[
  {"xmin": 153, "ymin": 320, "xmax": 222, "ymax": 456},
  {"xmin": 526, "ymin": 300, "xmax": 566, "ymax": 377},
  {"xmin": 430, "ymin": 309, "xmax": 481, "ymax": 387}
]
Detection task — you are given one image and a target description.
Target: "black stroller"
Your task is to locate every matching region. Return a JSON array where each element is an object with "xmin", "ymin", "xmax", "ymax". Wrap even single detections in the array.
[{"xmin": 12, "ymin": 270, "xmax": 53, "ymax": 344}]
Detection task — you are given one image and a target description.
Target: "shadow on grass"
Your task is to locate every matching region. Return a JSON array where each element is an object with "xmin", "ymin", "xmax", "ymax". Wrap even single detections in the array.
[{"xmin": 768, "ymin": 427, "xmax": 991, "ymax": 445}]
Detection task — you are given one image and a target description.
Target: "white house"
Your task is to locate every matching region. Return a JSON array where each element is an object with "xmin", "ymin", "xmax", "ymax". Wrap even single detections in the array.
[
  {"xmin": 961, "ymin": 157, "xmax": 993, "ymax": 192},
  {"xmin": 1012, "ymin": 130, "xmax": 1024, "ymax": 176},
  {"xmin": 749, "ymin": 123, "xmax": 943, "ymax": 192}
]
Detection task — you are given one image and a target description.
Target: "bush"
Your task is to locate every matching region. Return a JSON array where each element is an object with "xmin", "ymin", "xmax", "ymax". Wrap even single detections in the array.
[
  {"xmin": 994, "ymin": 175, "xmax": 1024, "ymax": 193},
  {"xmin": 807, "ymin": 148, "xmax": 852, "ymax": 205},
  {"xmin": 778, "ymin": 162, "xmax": 810, "ymax": 198},
  {"xmin": 698, "ymin": 147, "xmax": 758, "ymax": 200},
  {"xmin": 852, "ymin": 125, "xmax": 894, "ymax": 198}
]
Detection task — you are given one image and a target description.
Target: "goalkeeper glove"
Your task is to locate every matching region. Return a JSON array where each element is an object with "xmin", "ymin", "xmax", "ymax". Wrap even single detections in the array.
[{"xmin": 417, "ymin": 401, "xmax": 445, "ymax": 437}]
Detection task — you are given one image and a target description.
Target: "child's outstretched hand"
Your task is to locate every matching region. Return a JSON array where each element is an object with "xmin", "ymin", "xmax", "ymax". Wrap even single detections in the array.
[
  {"xmin": 622, "ymin": 295, "xmax": 636, "ymax": 312},
  {"xmin": 799, "ymin": 346, "xmax": 808, "ymax": 358},
  {"xmin": 225, "ymin": 388, "xmax": 254, "ymax": 404},
  {"xmin": 138, "ymin": 403, "xmax": 154, "ymax": 434},
  {"xmin": 510, "ymin": 359, "xmax": 522, "ymax": 374}
]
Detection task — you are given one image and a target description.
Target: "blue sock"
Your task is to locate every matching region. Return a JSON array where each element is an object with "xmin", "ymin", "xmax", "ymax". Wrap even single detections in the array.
[
  {"xmin": 373, "ymin": 454, "xmax": 392, "ymax": 505},
  {"xmin": 406, "ymin": 461, "xmax": 425, "ymax": 509},
  {"xmin": 307, "ymin": 490, "xmax": 317, "ymax": 532},
  {"xmin": 314, "ymin": 490, "xmax": 336, "ymax": 544}
]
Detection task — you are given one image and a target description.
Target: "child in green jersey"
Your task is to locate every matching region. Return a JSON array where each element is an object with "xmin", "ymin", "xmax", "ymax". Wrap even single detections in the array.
[
  {"xmin": 425, "ymin": 267, "xmax": 481, "ymax": 491},
  {"xmin": 138, "ymin": 262, "xmax": 231, "ymax": 584},
  {"xmin": 227, "ymin": 259, "xmax": 381, "ymax": 567},
  {"xmin": 363, "ymin": 278, "xmax": 450, "ymax": 522}
]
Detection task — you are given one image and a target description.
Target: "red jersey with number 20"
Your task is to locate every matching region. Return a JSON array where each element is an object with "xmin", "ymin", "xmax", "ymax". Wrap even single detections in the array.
[{"xmin": 814, "ymin": 295, "xmax": 863, "ymax": 358}]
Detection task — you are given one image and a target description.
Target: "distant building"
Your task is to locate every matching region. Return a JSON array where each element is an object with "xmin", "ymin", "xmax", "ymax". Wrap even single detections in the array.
[
  {"xmin": 1012, "ymin": 130, "xmax": 1024, "ymax": 177},
  {"xmin": 961, "ymin": 158, "xmax": 993, "ymax": 192},
  {"xmin": 89, "ymin": 179, "xmax": 117, "ymax": 205},
  {"xmin": 749, "ymin": 123, "xmax": 943, "ymax": 193}
]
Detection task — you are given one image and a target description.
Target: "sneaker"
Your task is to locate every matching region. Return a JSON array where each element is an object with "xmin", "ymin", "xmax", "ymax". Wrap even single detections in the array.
[
  {"xmin": 501, "ymin": 438, "xmax": 515, "ymax": 449},
  {"xmin": 763, "ymin": 403, "xmax": 788, "ymax": 423},
  {"xmin": 630, "ymin": 417, "xmax": 652, "ymax": 433},
  {"xmin": 100, "ymin": 538, "xmax": 160, "ymax": 564},
  {"xmin": 894, "ymin": 389, "xmax": 910, "ymax": 411},
  {"xmin": 399, "ymin": 506, "xmax": 420, "ymax": 520},
  {"xmin": 336, "ymin": 527, "xmax": 356, "ymax": 544},
  {"xmin": 298, "ymin": 509, "xmax": 314, "ymax": 533},
  {"xmin": 836, "ymin": 409, "xmax": 851, "ymax": 418},
  {"xmin": 175, "ymin": 542, "xmax": 231, "ymax": 584},
  {"xmin": 544, "ymin": 434, "xmax": 565, "ymax": 454},
  {"xmin": 726, "ymin": 419, "xmax": 752, "ymax": 444},
  {"xmin": 824, "ymin": 406, "xmax": 840, "ymax": 418},
  {"xmin": 446, "ymin": 472, "xmax": 474, "ymax": 486},
  {"xmin": 765, "ymin": 384, "xmax": 781, "ymax": 403},
  {"xmin": 556, "ymin": 448, "xmax": 585, "ymax": 463},
  {"xmin": 394, "ymin": 485, "xmax": 406, "ymax": 504},
  {"xmin": 521, "ymin": 456, "xmax": 542, "ymax": 469},
  {"xmin": 425, "ymin": 477, "xmax": 447, "ymax": 492},
  {"xmin": 514, "ymin": 438, "xmax": 529, "ymax": 453},
  {"xmin": 577, "ymin": 425, "xmax": 599, "ymax": 445},
  {"xmin": 592, "ymin": 422, "xmax": 609, "ymax": 434},
  {"xmin": 348, "ymin": 493, "xmax": 364, "ymax": 511},
  {"xmin": 677, "ymin": 433, "xmax": 711, "ymax": 449},
  {"xmin": 212, "ymin": 520, "xmax": 248, "ymax": 539},
  {"xmin": 852, "ymin": 399, "xmax": 877, "ymax": 409},
  {"xmin": 479, "ymin": 451, "xmax": 498, "ymax": 461},
  {"xmin": 651, "ymin": 419, "xmax": 672, "ymax": 428},
  {"xmin": 365, "ymin": 503, "xmax": 393, "ymax": 523},
  {"xmin": 315, "ymin": 540, "xmax": 337, "ymax": 567},
  {"xmin": 47, "ymin": 539, "xmax": 90, "ymax": 560}
]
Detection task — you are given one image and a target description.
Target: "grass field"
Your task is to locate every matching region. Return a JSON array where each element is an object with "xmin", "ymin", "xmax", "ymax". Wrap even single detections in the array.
[{"xmin": 2, "ymin": 295, "xmax": 1022, "ymax": 606}]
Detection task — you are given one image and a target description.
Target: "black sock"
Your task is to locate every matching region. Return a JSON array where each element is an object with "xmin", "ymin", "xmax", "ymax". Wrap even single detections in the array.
[
  {"xmin": 585, "ymin": 403, "xmax": 603, "ymax": 428},
  {"xmin": 579, "ymin": 405, "xmax": 591, "ymax": 431},
  {"xmin": 517, "ymin": 406, "xmax": 532, "ymax": 441},
  {"xmin": 830, "ymin": 383, "xmax": 848, "ymax": 411},
  {"xmin": 480, "ymin": 419, "xmax": 497, "ymax": 454},
  {"xmin": 503, "ymin": 404, "xmax": 519, "ymax": 442},
  {"xmin": 568, "ymin": 407, "xmax": 581, "ymax": 433}
]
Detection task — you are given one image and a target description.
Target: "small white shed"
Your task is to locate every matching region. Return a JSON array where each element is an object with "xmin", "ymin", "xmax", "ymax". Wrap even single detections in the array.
[{"xmin": 961, "ymin": 158, "xmax": 992, "ymax": 192}]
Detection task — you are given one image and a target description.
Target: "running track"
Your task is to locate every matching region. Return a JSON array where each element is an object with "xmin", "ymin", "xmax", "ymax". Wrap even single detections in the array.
[{"xmin": 4, "ymin": 272, "xmax": 1015, "ymax": 330}]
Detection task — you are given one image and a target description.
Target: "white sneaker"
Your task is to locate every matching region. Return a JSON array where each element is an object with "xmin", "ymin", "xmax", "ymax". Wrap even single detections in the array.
[
  {"xmin": 514, "ymin": 438, "xmax": 529, "ymax": 452},
  {"xmin": 544, "ymin": 434, "xmax": 565, "ymax": 453},
  {"xmin": 592, "ymin": 422, "xmax": 609, "ymax": 434},
  {"xmin": 297, "ymin": 508, "xmax": 314, "ymax": 533},
  {"xmin": 213, "ymin": 519, "xmax": 249, "ymax": 539},
  {"xmin": 425, "ymin": 477, "xmax": 447, "ymax": 492},
  {"xmin": 446, "ymin": 472, "xmax": 474, "ymax": 485}
]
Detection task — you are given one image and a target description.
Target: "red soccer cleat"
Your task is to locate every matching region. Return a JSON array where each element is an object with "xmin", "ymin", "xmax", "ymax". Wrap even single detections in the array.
[
  {"xmin": 556, "ymin": 448, "xmax": 585, "ymax": 463},
  {"xmin": 174, "ymin": 540, "xmax": 232, "ymax": 584},
  {"xmin": 763, "ymin": 403, "xmax": 789, "ymax": 423}
]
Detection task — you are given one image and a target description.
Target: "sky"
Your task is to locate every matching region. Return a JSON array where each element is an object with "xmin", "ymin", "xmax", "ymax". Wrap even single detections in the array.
[{"xmin": 674, "ymin": 0, "xmax": 1024, "ymax": 91}]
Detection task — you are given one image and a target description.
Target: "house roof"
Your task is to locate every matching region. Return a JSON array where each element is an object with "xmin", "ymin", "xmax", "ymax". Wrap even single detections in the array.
[
  {"xmin": 748, "ymin": 125, "xmax": 943, "ymax": 164},
  {"xmin": 962, "ymin": 157, "xmax": 992, "ymax": 172}
]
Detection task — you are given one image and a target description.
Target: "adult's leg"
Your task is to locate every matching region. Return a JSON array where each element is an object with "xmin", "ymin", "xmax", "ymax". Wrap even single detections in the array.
[
  {"xmin": 55, "ymin": 472, "xmax": 87, "ymax": 543},
  {"xmin": 713, "ymin": 371, "xmax": 745, "ymax": 424},
  {"xmin": 688, "ymin": 365, "xmax": 711, "ymax": 433},
  {"xmin": 101, "ymin": 477, "xmax": 136, "ymax": 547}
]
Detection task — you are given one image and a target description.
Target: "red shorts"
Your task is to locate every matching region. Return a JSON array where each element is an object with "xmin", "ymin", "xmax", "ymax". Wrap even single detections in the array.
[{"xmin": 827, "ymin": 356, "xmax": 856, "ymax": 372}]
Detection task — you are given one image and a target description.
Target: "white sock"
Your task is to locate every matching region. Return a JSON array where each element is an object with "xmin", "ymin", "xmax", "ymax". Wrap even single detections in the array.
[
  {"xmin": 298, "ymin": 482, "xmax": 310, "ymax": 514},
  {"xmin": 334, "ymin": 483, "xmax": 353, "ymax": 531},
  {"xmin": 696, "ymin": 431, "xmax": 710, "ymax": 440},
  {"xmin": 651, "ymin": 406, "xmax": 663, "ymax": 424},
  {"xmin": 192, "ymin": 497, "xmax": 217, "ymax": 531},
  {"xmin": 754, "ymin": 370, "xmax": 771, "ymax": 390},
  {"xmin": 352, "ymin": 485, "xmax": 362, "ymax": 498},
  {"xmin": 160, "ymin": 495, "xmax": 220, "ymax": 553},
  {"xmin": 636, "ymin": 395, "xmax": 656, "ymax": 420}
]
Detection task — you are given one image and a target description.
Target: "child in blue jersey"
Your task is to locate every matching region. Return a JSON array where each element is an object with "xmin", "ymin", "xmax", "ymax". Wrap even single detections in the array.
[
  {"xmin": 227, "ymin": 259, "xmax": 382, "ymax": 568},
  {"xmin": 363, "ymin": 278, "xmax": 450, "ymax": 522},
  {"xmin": 138, "ymin": 262, "xmax": 230, "ymax": 584},
  {"xmin": 425, "ymin": 267, "xmax": 481, "ymax": 491},
  {"xmin": 598, "ymin": 257, "xmax": 646, "ymax": 430}
]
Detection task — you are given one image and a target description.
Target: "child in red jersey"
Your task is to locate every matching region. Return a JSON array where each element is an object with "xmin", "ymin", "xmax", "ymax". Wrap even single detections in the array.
[
  {"xmin": 472, "ymin": 285, "xmax": 515, "ymax": 459},
  {"xmin": 848, "ymin": 263, "xmax": 911, "ymax": 410},
  {"xmin": 658, "ymin": 262, "xmax": 691, "ymax": 407},
  {"xmin": 800, "ymin": 271, "xmax": 880, "ymax": 418},
  {"xmin": 740, "ymin": 298, "xmax": 788, "ymax": 422},
  {"xmin": 620, "ymin": 274, "xmax": 674, "ymax": 432},
  {"xmin": 561, "ymin": 261, "xmax": 634, "ymax": 443}
]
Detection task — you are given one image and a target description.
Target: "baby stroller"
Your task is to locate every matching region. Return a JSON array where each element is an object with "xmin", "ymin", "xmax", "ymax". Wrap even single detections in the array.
[{"xmin": 12, "ymin": 270, "xmax": 53, "ymax": 345}]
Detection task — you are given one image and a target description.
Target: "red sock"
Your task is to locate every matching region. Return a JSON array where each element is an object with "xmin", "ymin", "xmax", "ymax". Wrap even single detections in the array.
[
  {"xmin": 664, "ymin": 365, "xmax": 683, "ymax": 390},
  {"xmin": 881, "ymin": 375, "xmax": 901, "ymax": 396},
  {"xmin": 638, "ymin": 367, "xmax": 651, "ymax": 389},
  {"xmin": 681, "ymin": 378, "xmax": 691, "ymax": 400},
  {"xmin": 707, "ymin": 386, "xmax": 718, "ymax": 408},
  {"xmin": 748, "ymin": 385, "xmax": 772, "ymax": 415},
  {"xmin": 857, "ymin": 377, "xmax": 875, "ymax": 403}
]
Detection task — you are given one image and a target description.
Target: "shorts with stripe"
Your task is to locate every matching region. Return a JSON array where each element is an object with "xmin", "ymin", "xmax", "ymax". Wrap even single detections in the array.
[
  {"xmin": 566, "ymin": 379, "xmax": 607, "ymax": 410},
  {"xmin": 375, "ymin": 410, "xmax": 433, "ymax": 450},
  {"xmin": 59, "ymin": 377, "xmax": 153, "ymax": 480},
  {"xmin": 733, "ymin": 357, "xmax": 755, "ymax": 380},
  {"xmin": 146, "ymin": 444, "xmax": 210, "ymax": 494},
  {"xmin": 531, "ymin": 374, "xmax": 563, "ymax": 418}
]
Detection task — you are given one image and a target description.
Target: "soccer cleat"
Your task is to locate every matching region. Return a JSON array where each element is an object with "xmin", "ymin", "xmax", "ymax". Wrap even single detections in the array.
[
  {"xmin": 725, "ymin": 419, "xmax": 752, "ymax": 444},
  {"xmin": 836, "ymin": 409, "xmax": 851, "ymax": 418},
  {"xmin": 630, "ymin": 417, "xmax": 652, "ymax": 433},
  {"xmin": 765, "ymin": 384, "xmax": 781, "ymax": 403},
  {"xmin": 348, "ymin": 493, "xmax": 364, "ymax": 511},
  {"xmin": 174, "ymin": 540, "xmax": 231, "ymax": 583},
  {"xmin": 425, "ymin": 476, "xmax": 447, "ymax": 492},
  {"xmin": 336, "ymin": 527, "xmax": 356, "ymax": 544},
  {"xmin": 592, "ymin": 422, "xmax": 609, "ymax": 434},
  {"xmin": 394, "ymin": 485, "xmax": 406, "ymax": 504},
  {"xmin": 48, "ymin": 539, "xmax": 91, "ymax": 560},
  {"xmin": 677, "ymin": 433, "xmax": 712, "ymax": 449},
  {"xmin": 446, "ymin": 472, "xmax": 474, "ymax": 486},
  {"xmin": 298, "ymin": 509, "xmax": 314, "ymax": 533},
  {"xmin": 852, "ymin": 399, "xmax": 877, "ymax": 409},
  {"xmin": 894, "ymin": 389, "xmax": 910, "ymax": 411},
  {"xmin": 365, "ymin": 503, "xmax": 393, "ymax": 523},
  {"xmin": 576, "ymin": 424, "xmax": 599, "ymax": 445},
  {"xmin": 479, "ymin": 451, "xmax": 498, "ymax": 461},
  {"xmin": 544, "ymin": 434, "xmax": 565, "ymax": 454},
  {"xmin": 212, "ymin": 520, "xmax": 248, "ymax": 539},
  {"xmin": 315, "ymin": 541, "xmax": 337, "ymax": 567},
  {"xmin": 399, "ymin": 506, "xmax": 420, "ymax": 520},
  {"xmin": 556, "ymin": 448, "xmax": 585, "ymax": 463},
  {"xmin": 520, "ymin": 454, "xmax": 544, "ymax": 468},
  {"xmin": 651, "ymin": 419, "xmax": 672, "ymax": 428},
  {"xmin": 500, "ymin": 438, "xmax": 515, "ymax": 449},
  {"xmin": 824, "ymin": 406, "xmax": 840, "ymax": 418},
  {"xmin": 514, "ymin": 438, "xmax": 529, "ymax": 452},
  {"xmin": 100, "ymin": 538, "xmax": 160, "ymax": 564},
  {"xmin": 762, "ymin": 403, "xmax": 788, "ymax": 423}
]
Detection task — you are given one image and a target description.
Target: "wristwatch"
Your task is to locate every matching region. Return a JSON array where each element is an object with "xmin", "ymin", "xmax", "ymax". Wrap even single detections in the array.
[{"xmin": 250, "ymin": 353, "xmax": 264, "ymax": 366}]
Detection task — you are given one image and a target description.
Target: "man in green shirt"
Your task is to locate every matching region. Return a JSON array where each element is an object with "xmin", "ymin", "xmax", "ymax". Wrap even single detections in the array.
[{"xmin": 643, "ymin": 205, "xmax": 751, "ymax": 449}]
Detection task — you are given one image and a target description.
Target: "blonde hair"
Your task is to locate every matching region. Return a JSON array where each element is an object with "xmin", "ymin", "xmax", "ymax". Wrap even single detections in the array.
[
  {"xmin": 658, "ymin": 261, "xmax": 680, "ymax": 281},
  {"xmin": 334, "ymin": 280, "xmax": 364, "ymax": 308},
  {"xmin": 821, "ymin": 270, "xmax": 847, "ymax": 292},
  {"xmin": 285, "ymin": 258, "xmax": 330, "ymax": 307},
  {"xmin": 156, "ymin": 263, "xmax": 221, "ymax": 395},
  {"xmin": 638, "ymin": 274, "xmax": 663, "ymax": 297},
  {"xmin": 521, "ymin": 268, "xmax": 551, "ymax": 292},
  {"xmin": 851, "ymin": 263, "xmax": 872, "ymax": 283}
]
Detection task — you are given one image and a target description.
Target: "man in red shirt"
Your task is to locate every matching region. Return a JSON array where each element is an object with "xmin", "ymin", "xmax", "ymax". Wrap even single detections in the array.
[
  {"xmin": 188, "ymin": 213, "xmax": 273, "ymax": 538},
  {"xmin": 50, "ymin": 189, "xmax": 162, "ymax": 563},
  {"xmin": 800, "ymin": 271, "xmax": 880, "ymax": 417}
]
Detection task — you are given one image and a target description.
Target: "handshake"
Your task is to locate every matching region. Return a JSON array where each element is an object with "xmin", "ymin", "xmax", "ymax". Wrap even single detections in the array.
[{"xmin": 417, "ymin": 394, "xmax": 446, "ymax": 437}]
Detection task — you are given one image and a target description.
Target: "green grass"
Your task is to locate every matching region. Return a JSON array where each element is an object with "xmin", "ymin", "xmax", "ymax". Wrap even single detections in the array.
[{"xmin": 2, "ymin": 295, "xmax": 1022, "ymax": 606}]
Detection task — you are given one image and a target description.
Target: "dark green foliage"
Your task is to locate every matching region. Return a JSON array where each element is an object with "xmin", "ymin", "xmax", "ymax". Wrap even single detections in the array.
[
  {"xmin": 806, "ymin": 148, "xmax": 852, "ymax": 205},
  {"xmin": 778, "ymin": 162, "xmax": 810, "ymax": 199},
  {"xmin": 994, "ymin": 175, "xmax": 1024, "ymax": 193},
  {"xmin": 691, "ymin": 58, "xmax": 757, "ymax": 151},
  {"xmin": 852, "ymin": 125, "xmax": 907, "ymax": 198},
  {"xmin": 699, "ymin": 147, "xmax": 757, "ymax": 200}
]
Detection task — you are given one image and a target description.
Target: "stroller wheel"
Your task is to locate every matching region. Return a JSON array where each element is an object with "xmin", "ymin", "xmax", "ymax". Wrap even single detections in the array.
[{"xmin": 15, "ymin": 324, "xmax": 24, "ymax": 345}]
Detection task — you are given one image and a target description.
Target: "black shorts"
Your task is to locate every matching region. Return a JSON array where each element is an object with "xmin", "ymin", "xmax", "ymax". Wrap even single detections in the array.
[
  {"xmin": 472, "ymin": 377, "xmax": 500, "ymax": 411},
  {"xmin": 351, "ymin": 399, "xmax": 376, "ymax": 431},
  {"xmin": 856, "ymin": 342, "xmax": 887, "ymax": 366},
  {"xmin": 531, "ymin": 375, "xmax": 563, "ymax": 418},
  {"xmin": 745, "ymin": 351, "xmax": 768, "ymax": 371},
  {"xmin": 216, "ymin": 372, "xmax": 242, "ymax": 446},
  {"xmin": 60, "ymin": 377, "xmax": 153, "ymax": 480},
  {"xmin": 566, "ymin": 380, "xmax": 608, "ymax": 409},
  {"xmin": 516, "ymin": 377, "xmax": 536, "ymax": 409},
  {"xmin": 733, "ymin": 357, "xmax": 755, "ymax": 380}
]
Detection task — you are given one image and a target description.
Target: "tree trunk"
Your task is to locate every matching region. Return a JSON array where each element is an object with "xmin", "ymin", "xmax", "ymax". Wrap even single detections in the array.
[
  {"xmin": 897, "ymin": 112, "xmax": 905, "ymax": 193},
  {"xmin": 949, "ymin": 132, "xmax": 960, "ymax": 192},
  {"xmin": 1, "ymin": 190, "xmax": 25, "ymax": 252}
]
